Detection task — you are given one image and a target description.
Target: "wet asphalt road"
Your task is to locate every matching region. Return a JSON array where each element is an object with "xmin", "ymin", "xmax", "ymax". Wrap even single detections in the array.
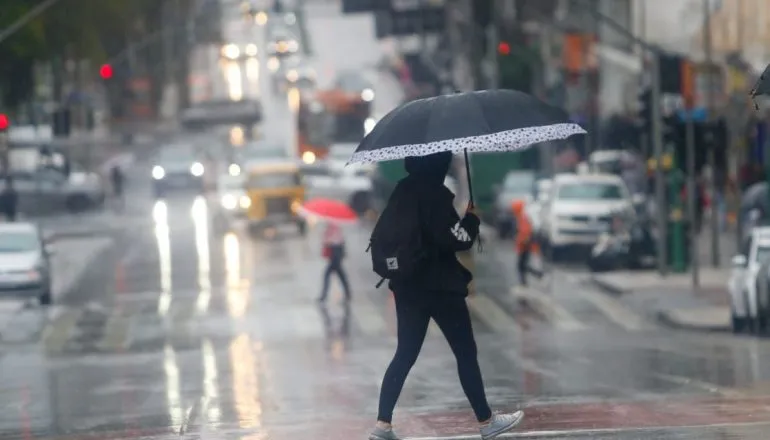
[{"xmin": 3, "ymin": 4, "xmax": 770, "ymax": 440}]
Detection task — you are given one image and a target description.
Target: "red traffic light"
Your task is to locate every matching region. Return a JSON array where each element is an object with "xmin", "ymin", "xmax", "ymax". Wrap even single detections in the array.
[
  {"xmin": 0, "ymin": 113, "xmax": 8, "ymax": 131},
  {"xmin": 497, "ymin": 41, "xmax": 511, "ymax": 55},
  {"xmin": 99, "ymin": 64, "xmax": 113, "ymax": 79}
]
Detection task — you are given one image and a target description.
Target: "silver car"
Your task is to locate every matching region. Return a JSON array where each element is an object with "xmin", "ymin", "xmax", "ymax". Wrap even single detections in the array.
[{"xmin": 0, "ymin": 222, "xmax": 53, "ymax": 305}]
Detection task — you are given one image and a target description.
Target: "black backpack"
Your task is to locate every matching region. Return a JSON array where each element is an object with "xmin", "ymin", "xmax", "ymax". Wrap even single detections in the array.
[{"xmin": 367, "ymin": 191, "xmax": 427, "ymax": 288}]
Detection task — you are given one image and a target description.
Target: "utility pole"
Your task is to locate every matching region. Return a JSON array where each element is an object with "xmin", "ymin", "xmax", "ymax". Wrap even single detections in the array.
[
  {"xmin": 704, "ymin": 0, "xmax": 720, "ymax": 267},
  {"xmin": 651, "ymin": 54, "xmax": 667, "ymax": 274},
  {"xmin": 686, "ymin": 104, "xmax": 699, "ymax": 288},
  {"xmin": 638, "ymin": 2, "xmax": 648, "ymax": 157}
]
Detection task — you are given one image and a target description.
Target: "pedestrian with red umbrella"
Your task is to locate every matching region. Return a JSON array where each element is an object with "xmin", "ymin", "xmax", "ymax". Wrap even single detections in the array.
[{"xmin": 299, "ymin": 198, "xmax": 357, "ymax": 303}]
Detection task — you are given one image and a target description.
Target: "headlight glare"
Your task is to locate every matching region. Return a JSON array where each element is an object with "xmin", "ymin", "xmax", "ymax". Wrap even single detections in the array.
[{"xmin": 190, "ymin": 162, "xmax": 204, "ymax": 176}]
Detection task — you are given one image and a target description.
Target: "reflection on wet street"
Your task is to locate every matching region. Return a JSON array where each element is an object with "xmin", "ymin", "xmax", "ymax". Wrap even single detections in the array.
[{"xmin": 4, "ymin": 187, "xmax": 770, "ymax": 439}]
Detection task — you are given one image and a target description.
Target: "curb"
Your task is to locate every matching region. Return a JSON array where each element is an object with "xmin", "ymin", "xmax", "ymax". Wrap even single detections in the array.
[
  {"xmin": 655, "ymin": 309, "xmax": 731, "ymax": 333},
  {"xmin": 589, "ymin": 275, "xmax": 627, "ymax": 296}
]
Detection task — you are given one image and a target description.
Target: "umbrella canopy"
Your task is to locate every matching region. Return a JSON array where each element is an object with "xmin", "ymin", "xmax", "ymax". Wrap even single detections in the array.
[
  {"xmin": 348, "ymin": 89, "xmax": 585, "ymax": 164},
  {"xmin": 298, "ymin": 198, "xmax": 358, "ymax": 223}
]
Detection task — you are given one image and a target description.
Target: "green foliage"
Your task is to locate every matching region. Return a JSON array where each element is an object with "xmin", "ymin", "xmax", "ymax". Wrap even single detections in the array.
[{"xmin": 0, "ymin": 0, "xmax": 163, "ymax": 107}]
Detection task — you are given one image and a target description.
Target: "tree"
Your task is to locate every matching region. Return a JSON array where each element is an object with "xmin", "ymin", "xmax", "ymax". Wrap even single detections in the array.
[{"xmin": 0, "ymin": 0, "xmax": 159, "ymax": 108}]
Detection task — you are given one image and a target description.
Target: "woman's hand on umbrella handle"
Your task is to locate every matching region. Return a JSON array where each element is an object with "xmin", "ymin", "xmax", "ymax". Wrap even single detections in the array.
[{"xmin": 465, "ymin": 201, "xmax": 477, "ymax": 216}]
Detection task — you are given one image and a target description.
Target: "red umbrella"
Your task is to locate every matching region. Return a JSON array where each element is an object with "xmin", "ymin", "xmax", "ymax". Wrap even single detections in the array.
[{"xmin": 299, "ymin": 198, "xmax": 358, "ymax": 223}]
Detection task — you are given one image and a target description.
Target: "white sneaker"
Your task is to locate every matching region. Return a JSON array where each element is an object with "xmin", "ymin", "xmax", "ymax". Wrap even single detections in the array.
[
  {"xmin": 369, "ymin": 426, "xmax": 401, "ymax": 440},
  {"xmin": 479, "ymin": 411, "xmax": 524, "ymax": 440}
]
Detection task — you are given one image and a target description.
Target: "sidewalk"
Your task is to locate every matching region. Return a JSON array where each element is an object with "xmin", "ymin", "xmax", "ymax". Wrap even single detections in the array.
[{"xmin": 591, "ymin": 268, "xmax": 731, "ymax": 332}]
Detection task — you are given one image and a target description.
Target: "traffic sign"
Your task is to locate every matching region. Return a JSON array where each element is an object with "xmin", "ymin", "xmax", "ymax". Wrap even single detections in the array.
[
  {"xmin": 373, "ymin": 5, "xmax": 445, "ymax": 38},
  {"xmin": 341, "ymin": 0, "xmax": 390, "ymax": 13}
]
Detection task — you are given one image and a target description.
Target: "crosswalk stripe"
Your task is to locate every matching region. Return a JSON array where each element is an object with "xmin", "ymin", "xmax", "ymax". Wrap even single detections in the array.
[
  {"xmin": 511, "ymin": 287, "xmax": 586, "ymax": 330},
  {"xmin": 43, "ymin": 308, "xmax": 82, "ymax": 353},
  {"xmin": 97, "ymin": 312, "xmax": 131, "ymax": 351},
  {"xmin": 467, "ymin": 294, "xmax": 519, "ymax": 333},
  {"xmin": 576, "ymin": 288, "xmax": 651, "ymax": 331}
]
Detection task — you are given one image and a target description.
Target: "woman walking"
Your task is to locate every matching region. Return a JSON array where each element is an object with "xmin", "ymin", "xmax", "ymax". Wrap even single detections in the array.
[
  {"xmin": 368, "ymin": 152, "xmax": 524, "ymax": 440},
  {"xmin": 317, "ymin": 221, "xmax": 351, "ymax": 302}
]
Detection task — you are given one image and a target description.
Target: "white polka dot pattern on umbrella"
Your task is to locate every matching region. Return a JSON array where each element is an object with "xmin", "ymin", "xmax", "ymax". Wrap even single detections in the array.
[{"xmin": 347, "ymin": 122, "xmax": 585, "ymax": 164}]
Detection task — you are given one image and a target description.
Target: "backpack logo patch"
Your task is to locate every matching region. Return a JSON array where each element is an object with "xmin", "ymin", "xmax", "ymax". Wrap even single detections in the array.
[
  {"xmin": 451, "ymin": 222, "xmax": 471, "ymax": 242},
  {"xmin": 386, "ymin": 257, "xmax": 399, "ymax": 270}
]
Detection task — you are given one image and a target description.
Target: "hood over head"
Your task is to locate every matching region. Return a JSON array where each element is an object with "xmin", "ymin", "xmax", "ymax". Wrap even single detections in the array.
[{"xmin": 404, "ymin": 151, "xmax": 452, "ymax": 182}]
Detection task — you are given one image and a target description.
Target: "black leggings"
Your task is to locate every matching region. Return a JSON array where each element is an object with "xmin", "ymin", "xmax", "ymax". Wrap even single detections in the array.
[
  {"xmin": 319, "ymin": 257, "xmax": 350, "ymax": 300},
  {"xmin": 377, "ymin": 296, "xmax": 492, "ymax": 423}
]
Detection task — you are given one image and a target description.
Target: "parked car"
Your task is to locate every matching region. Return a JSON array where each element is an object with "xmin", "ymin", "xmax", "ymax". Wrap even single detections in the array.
[
  {"xmin": 540, "ymin": 173, "xmax": 634, "ymax": 261},
  {"xmin": 0, "ymin": 222, "xmax": 53, "ymax": 305},
  {"xmin": 64, "ymin": 162, "xmax": 106, "ymax": 211},
  {"xmin": 728, "ymin": 226, "xmax": 770, "ymax": 334}
]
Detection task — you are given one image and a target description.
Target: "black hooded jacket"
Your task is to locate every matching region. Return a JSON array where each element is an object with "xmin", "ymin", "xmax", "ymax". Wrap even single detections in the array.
[{"xmin": 387, "ymin": 151, "xmax": 480, "ymax": 299}]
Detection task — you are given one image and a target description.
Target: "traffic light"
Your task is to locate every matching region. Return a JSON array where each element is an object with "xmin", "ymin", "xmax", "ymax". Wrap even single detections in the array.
[
  {"xmin": 497, "ymin": 41, "xmax": 511, "ymax": 56},
  {"xmin": 0, "ymin": 113, "xmax": 8, "ymax": 131},
  {"xmin": 637, "ymin": 88, "xmax": 652, "ymax": 131},
  {"xmin": 99, "ymin": 64, "xmax": 113, "ymax": 80}
]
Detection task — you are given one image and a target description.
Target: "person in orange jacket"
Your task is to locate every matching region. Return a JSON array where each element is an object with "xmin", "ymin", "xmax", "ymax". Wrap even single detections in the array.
[{"xmin": 511, "ymin": 199, "xmax": 536, "ymax": 286}]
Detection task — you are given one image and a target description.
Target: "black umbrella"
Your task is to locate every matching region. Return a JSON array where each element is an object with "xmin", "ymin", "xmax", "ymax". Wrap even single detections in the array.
[
  {"xmin": 750, "ymin": 63, "xmax": 770, "ymax": 110},
  {"xmin": 347, "ymin": 89, "xmax": 585, "ymax": 205}
]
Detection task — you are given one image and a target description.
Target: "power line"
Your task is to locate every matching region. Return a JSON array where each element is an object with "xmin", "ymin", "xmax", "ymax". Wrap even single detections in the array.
[{"xmin": 0, "ymin": 0, "xmax": 63, "ymax": 44}]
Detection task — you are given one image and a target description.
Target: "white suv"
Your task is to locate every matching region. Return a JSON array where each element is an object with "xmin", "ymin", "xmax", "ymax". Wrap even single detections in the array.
[
  {"xmin": 540, "ymin": 173, "xmax": 634, "ymax": 260},
  {"xmin": 728, "ymin": 226, "xmax": 770, "ymax": 333}
]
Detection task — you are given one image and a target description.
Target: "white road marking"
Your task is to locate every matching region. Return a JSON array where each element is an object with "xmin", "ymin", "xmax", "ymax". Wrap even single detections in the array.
[
  {"xmin": 467, "ymin": 293, "xmax": 519, "ymax": 333},
  {"xmin": 52, "ymin": 236, "xmax": 114, "ymax": 298},
  {"xmin": 575, "ymin": 288, "xmax": 651, "ymax": 331},
  {"xmin": 409, "ymin": 421, "xmax": 770, "ymax": 439},
  {"xmin": 97, "ymin": 310, "xmax": 131, "ymax": 351},
  {"xmin": 650, "ymin": 372, "xmax": 746, "ymax": 398},
  {"xmin": 42, "ymin": 308, "xmax": 82, "ymax": 353},
  {"xmin": 510, "ymin": 287, "xmax": 586, "ymax": 331}
]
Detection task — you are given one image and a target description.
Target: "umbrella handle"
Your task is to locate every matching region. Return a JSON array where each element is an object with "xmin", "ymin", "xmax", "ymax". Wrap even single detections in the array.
[
  {"xmin": 463, "ymin": 149, "xmax": 474, "ymax": 208},
  {"xmin": 462, "ymin": 148, "xmax": 483, "ymax": 253}
]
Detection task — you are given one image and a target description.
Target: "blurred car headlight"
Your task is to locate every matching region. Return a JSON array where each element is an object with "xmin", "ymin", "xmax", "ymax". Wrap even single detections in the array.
[
  {"xmin": 287, "ymin": 40, "xmax": 299, "ymax": 52},
  {"xmin": 255, "ymin": 11, "xmax": 268, "ymax": 25},
  {"xmin": 152, "ymin": 166, "xmax": 165, "ymax": 180},
  {"xmin": 267, "ymin": 57, "xmax": 280, "ymax": 72},
  {"xmin": 361, "ymin": 88, "xmax": 375, "ymax": 102},
  {"xmin": 239, "ymin": 195, "xmax": 251, "ymax": 209},
  {"xmin": 286, "ymin": 69, "xmax": 299, "ymax": 82},
  {"xmin": 245, "ymin": 43, "xmax": 258, "ymax": 56},
  {"xmin": 222, "ymin": 194, "xmax": 237, "ymax": 210},
  {"xmin": 229, "ymin": 163, "xmax": 241, "ymax": 176},
  {"xmin": 302, "ymin": 151, "xmax": 316, "ymax": 164},
  {"xmin": 190, "ymin": 162, "xmax": 204, "ymax": 176},
  {"xmin": 222, "ymin": 44, "xmax": 240, "ymax": 59}
]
